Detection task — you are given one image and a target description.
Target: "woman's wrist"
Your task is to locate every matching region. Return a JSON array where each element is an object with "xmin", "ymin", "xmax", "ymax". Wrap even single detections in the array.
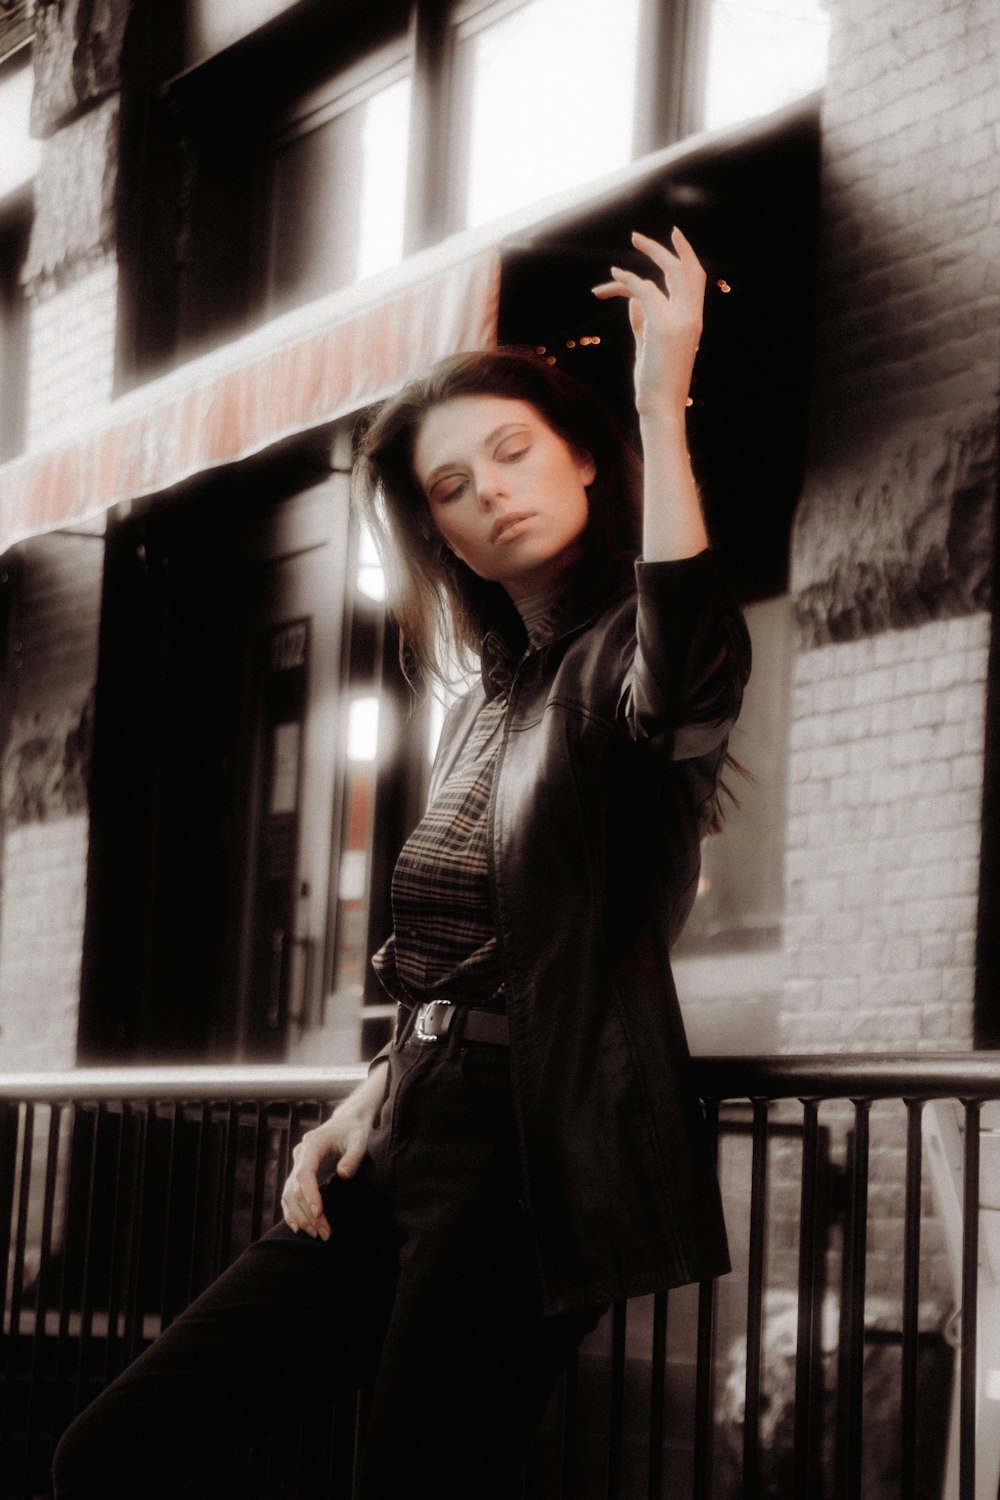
[
  {"xmin": 638, "ymin": 405, "xmax": 689, "ymax": 437},
  {"xmin": 338, "ymin": 1064, "xmax": 387, "ymax": 1119}
]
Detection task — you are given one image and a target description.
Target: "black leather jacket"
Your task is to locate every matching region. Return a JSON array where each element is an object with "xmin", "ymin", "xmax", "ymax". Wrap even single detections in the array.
[{"xmin": 399, "ymin": 549, "xmax": 750, "ymax": 1314}]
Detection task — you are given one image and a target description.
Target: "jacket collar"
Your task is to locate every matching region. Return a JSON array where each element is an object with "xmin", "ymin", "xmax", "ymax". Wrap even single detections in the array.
[{"xmin": 478, "ymin": 551, "xmax": 636, "ymax": 700}]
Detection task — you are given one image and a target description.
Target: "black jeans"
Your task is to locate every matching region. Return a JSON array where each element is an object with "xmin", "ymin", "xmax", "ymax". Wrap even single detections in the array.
[{"xmin": 52, "ymin": 1037, "xmax": 601, "ymax": 1499}]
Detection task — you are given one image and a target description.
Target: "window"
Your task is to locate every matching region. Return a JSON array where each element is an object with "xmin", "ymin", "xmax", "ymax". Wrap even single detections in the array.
[
  {"xmin": 675, "ymin": 594, "xmax": 793, "ymax": 957},
  {"xmin": 0, "ymin": 210, "xmax": 28, "ymax": 461},
  {"xmin": 327, "ymin": 517, "xmax": 436, "ymax": 1059},
  {"xmin": 702, "ymin": 0, "xmax": 830, "ymax": 132},
  {"xmin": 450, "ymin": 0, "xmax": 642, "ymax": 229},
  {"xmin": 268, "ymin": 51, "xmax": 411, "ymax": 314},
  {"xmin": 0, "ymin": 56, "xmax": 38, "ymax": 459}
]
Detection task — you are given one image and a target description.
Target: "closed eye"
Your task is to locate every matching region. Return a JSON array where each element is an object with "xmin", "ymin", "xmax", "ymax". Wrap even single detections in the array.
[{"xmin": 430, "ymin": 475, "xmax": 468, "ymax": 503}]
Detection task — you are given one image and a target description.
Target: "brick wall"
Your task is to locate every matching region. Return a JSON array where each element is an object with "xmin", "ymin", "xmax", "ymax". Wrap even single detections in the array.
[
  {"xmin": 0, "ymin": 820, "xmax": 91, "ymax": 1071},
  {"xmin": 773, "ymin": 0, "xmax": 1000, "ymax": 1345},
  {"xmin": 785, "ymin": 0, "xmax": 1000, "ymax": 1055},
  {"xmin": 26, "ymin": 255, "xmax": 118, "ymax": 449},
  {"xmin": 0, "ymin": 2, "xmax": 123, "ymax": 1073},
  {"xmin": 783, "ymin": 613, "xmax": 988, "ymax": 1052},
  {"xmin": 0, "ymin": 534, "xmax": 103, "ymax": 1073}
]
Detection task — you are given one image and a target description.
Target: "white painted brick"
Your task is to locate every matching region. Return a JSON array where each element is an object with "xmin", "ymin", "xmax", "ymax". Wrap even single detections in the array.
[
  {"xmin": 784, "ymin": 609, "xmax": 988, "ymax": 1059},
  {"xmin": 943, "ymin": 967, "xmax": 975, "ymax": 1006},
  {"xmin": 828, "ymin": 772, "xmax": 872, "ymax": 808},
  {"xmin": 810, "ymin": 744, "xmax": 851, "ymax": 780},
  {"xmin": 951, "ymin": 753, "xmax": 985, "ymax": 793},
  {"xmin": 0, "ymin": 817, "xmax": 90, "ymax": 1072},
  {"xmin": 26, "ymin": 258, "xmax": 118, "ymax": 451},
  {"xmin": 889, "ymin": 727, "xmax": 936, "ymax": 765},
  {"xmin": 821, "ymin": 976, "xmax": 860, "ymax": 1008},
  {"xmin": 852, "ymin": 667, "xmax": 897, "ymax": 706},
  {"xmin": 814, "ymin": 675, "xmax": 857, "ymax": 713},
  {"xmin": 847, "ymin": 736, "xmax": 890, "ymax": 773},
  {"xmin": 789, "ymin": 780, "xmax": 831, "ymax": 815}
]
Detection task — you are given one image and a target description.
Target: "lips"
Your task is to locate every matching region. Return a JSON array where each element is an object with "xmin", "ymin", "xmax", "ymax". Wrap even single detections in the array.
[{"xmin": 490, "ymin": 512, "xmax": 534, "ymax": 544}]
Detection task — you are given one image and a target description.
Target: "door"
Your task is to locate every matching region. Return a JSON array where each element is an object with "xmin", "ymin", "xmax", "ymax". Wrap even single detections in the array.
[{"xmin": 237, "ymin": 477, "xmax": 349, "ymax": 1059}]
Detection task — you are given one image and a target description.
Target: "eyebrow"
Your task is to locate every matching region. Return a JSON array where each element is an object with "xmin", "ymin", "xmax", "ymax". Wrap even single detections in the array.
[{"xmin": 422, "ymin": 423, "xmax": 531, "ymax": 491}]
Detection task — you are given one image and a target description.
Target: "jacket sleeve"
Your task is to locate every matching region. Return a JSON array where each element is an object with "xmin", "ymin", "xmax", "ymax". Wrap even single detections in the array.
[{"xmin": 621, "ymin": 549, "xmax": 751, "ymax": 759}]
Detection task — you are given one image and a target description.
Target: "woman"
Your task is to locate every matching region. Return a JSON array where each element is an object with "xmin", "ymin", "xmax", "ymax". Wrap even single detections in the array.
[{"xmin": 53, "ymin": 229, "xmax": 749, "ymax": 1498}]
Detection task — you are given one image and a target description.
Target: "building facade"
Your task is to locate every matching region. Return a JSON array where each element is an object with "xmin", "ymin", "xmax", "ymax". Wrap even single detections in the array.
[{"xmin": 0, "ymin": 0, "xmax": 997, "ymax": 1092}]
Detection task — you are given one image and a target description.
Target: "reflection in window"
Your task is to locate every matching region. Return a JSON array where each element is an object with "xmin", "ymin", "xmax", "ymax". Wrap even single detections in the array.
[
  {"xmin": 0, "ymin": 212, "xmax": 29, "ymax": 461},
  {"xmin": 356, "ymin": 522, "xmax": 387, "ymax": 603},
  {"xmin": 703, "ymin": 0, "xmax": 830, "ymax": 132},
  {"xmin": 269, "ymin": 68, "xmax": 410, "ymax": 312},
  {"xmin": 674, "ymin": 595, "xmax": 793, "ymax": 955},
  {"xmin": 452, "ymin": 0, "xmax": 641, "ymax": 229}
]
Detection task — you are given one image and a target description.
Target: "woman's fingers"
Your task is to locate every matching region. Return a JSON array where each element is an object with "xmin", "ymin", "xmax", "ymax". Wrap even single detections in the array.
[
  {"xmin": 592, "ymin": 228, "xmax": 706, "ymax": 419},
  {"xmin": 593, "ymin": 230, "xmax": 703, "ymax": 293},
  {"xmin": 281, "ymin": 1132, "xmax": 333, "ymax": 1239},
  {"xmin": 336, "ymin": 1126, "xmax": 367, "ymax": 1180}
]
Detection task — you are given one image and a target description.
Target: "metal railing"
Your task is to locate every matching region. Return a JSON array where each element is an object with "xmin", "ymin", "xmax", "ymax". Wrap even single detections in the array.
[{"xmin": 1, "ymin": 1054, "xmax": 998, "ymax": 1500}]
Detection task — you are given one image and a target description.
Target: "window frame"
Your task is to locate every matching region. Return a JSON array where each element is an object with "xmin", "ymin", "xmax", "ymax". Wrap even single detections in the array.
[
  {"xmin": 265, "ymin": 38, "xmax": 413, "ymax": 314},
  {"xmin": 439, "ymin": 0, "xmax": 711, "ymax": 233}
]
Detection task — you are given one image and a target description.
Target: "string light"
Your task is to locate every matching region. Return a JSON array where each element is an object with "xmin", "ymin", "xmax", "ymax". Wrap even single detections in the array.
[{"xmin": 533, "ymin": 335, "xmax": 602, "ymax": 364}]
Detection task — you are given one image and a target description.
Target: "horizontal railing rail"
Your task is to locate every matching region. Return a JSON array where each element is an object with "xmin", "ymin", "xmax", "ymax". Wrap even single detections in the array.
[
  {"xmin": 2, "ymin": 1053, "xmax": 999, "ymax": 1500},
  {"xmin": 0, "ymin": 1066, "xmax": 368, "ymax": 1104}
]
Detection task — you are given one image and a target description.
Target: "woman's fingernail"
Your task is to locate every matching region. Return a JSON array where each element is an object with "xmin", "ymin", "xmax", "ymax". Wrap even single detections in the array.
[{"xmin": 309, "ymin": 1204, "xmax": 319, "ymax": 1217}]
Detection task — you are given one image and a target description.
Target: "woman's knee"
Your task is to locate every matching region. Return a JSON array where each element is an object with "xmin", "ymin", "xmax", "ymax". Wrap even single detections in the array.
[{"xmin": 51, "ymin": 1402, "xmax": 104, "ymax": 1498}]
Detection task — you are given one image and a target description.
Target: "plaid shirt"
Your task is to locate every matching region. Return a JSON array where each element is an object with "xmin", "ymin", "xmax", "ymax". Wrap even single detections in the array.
[{"xmin": 371, "ymin": 593, "xmax": 568, "ymax": 1010}]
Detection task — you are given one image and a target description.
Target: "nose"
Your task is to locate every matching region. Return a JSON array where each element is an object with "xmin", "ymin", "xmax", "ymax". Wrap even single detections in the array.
[{"xmin": 474, "ymin": 461, "xmax": 508, "ymax": 510}]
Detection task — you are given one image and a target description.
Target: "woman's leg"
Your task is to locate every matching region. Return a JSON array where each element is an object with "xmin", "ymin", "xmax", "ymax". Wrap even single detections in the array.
[
  {"xmin": 52, "ymin": 1167, "xmax": 399, "ymax": 1499},
  {"xmin": 358, "ymin": 1039, "xmax": 603, "ymax": 1500}
]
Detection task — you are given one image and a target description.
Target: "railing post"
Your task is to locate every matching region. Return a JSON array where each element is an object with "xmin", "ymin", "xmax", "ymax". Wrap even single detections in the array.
[
  {"xmin": 793, "ymin": 1097, "xmax": 825, "ymax": 1500},
  {"xmin": 606, "ymin": 1300, "xmax": 627, "ymax": 1500},
  {"xmin": 834, "ymin": 1099, "xmax": 871, "ymax": 1499},
  {"xmin": 646, "ymin": 1291, "xmax": 668, "ymax": 1500},
  {"xmin": 960, "ymin": 1099, "xmax": 981, "ymax": 1500},
  {"xmin": 26, "ymin": 1104, "xmax": 63, "ymax": 1484},
  {"xmin": 743, "ymin": 1097, "xmax": 770, "ymax": 1496},
  {"xmin": 900, "ymin": 1098, "xmax": 924, "ymax": 1500},
  {"xmin": 692, "ymin": 1097, "xmax": 720, "ymax": 1500},
  {"xmin": 3, "ymin": 1101, "xmax": 35, "ymax": 1469}
]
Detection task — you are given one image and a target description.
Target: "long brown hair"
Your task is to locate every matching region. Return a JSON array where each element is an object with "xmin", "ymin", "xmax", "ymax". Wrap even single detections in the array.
[{"xmin": 352, "ymin": 347, "xmax": 642, "ymax": 687}]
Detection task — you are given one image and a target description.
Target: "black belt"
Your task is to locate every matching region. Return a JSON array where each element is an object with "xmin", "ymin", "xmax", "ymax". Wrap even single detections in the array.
[{"xmin": 412, "ymin": 999, "xmax": 509, "ymax": 1047}]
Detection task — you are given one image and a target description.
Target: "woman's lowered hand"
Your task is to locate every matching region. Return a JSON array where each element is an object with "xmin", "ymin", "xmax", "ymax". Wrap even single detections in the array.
[{"xmin": 280, "ymin": 1062, "xmax": 388, "ymax": 1240}]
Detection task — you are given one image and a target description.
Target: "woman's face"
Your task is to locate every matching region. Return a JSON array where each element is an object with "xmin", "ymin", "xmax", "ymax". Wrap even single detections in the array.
[{"xmin": 412, "ymin": 395, "xmax": 595, "ymax": 604}]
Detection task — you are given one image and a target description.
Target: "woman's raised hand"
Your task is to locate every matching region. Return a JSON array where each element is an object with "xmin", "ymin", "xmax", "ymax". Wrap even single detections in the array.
[
  {"xmin": 279, "ymin": 1064, "xmax": 387, "ymax": 1240},
  {"xmin": 592, "ymin": 228, "xmax": 706, "ymax": 423}
]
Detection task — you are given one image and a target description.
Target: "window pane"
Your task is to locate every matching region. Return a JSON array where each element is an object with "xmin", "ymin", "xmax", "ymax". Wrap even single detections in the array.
[
  {"xmin": 355, "ymin": 77, "xmax": 411, "ymax": 280},
  {"xmin": 703, "ymin": 0, "xmax": 830, "ymax": 132},
  {"xmin": 270, "ymin": 74, "xmax": 410, "ymax": 311},
  {"xmin": 455, "ymin": 0, "xmax": 641, "ymax": 229}
]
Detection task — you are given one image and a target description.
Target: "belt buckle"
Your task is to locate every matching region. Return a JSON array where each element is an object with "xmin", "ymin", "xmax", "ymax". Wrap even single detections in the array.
[{"xmin": 415, "ymin": 998, "xmax": 452, "ymax": 1043}]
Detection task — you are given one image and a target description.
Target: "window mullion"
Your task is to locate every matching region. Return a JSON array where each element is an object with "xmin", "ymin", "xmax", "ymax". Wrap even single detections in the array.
[
  {"xmin": 403, "ymin": 0, "xmax": 454, "ymax": 253},
  {"xmin": 633, "ymin": 0, "xmax": 708, "ymax": 156}
]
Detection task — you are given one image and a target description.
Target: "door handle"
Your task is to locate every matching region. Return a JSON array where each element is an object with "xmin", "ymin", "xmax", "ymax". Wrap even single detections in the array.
[
  {"xmin": 266, "ymin": 928, "xmax": 286, "ymax": 1029},
  {"xmin": 286, "ymin": 935, "xmax": 315, "ymax": 1030}
]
